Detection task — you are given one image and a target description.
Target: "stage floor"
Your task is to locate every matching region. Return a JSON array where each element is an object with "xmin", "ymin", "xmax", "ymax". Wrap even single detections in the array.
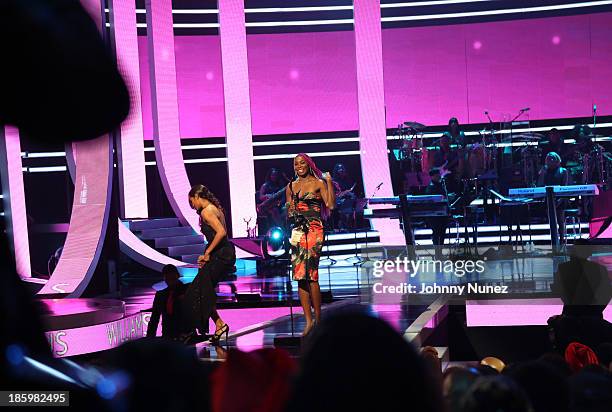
[{"xmin": 45, "ymin": 244, "xmax": 611, "ymax": 359}]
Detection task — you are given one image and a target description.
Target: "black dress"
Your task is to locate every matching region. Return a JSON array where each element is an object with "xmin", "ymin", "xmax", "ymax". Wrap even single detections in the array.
[{"xmin": 183, "ymin": 207, "xmax": 236, "ymax": 335}]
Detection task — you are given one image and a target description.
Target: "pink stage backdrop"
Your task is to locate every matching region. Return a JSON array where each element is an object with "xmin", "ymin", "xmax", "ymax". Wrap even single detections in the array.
[
  {"xmin": 246, "ymin": 31, "xmax": 359, "ymax": 135},
  {"xmin": 137, "ymin": 12, "xmax": 612, "ymax": 138},
  {"xmin": 109, "ymin": 0, "xmax": 149, "ymax": 219},
  {"xmin": 138, "ymin": 36, "xmax": 226, "ymax": 139}
]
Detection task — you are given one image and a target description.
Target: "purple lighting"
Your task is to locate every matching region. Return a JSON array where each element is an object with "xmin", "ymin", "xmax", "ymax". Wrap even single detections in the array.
[
  {"xmin": 552, "ymin": 35, "xmax": 561, "ymax": 45},
  {"xmin": 472, "ymin": 40, "xmax": 482, "ymax": 50}
]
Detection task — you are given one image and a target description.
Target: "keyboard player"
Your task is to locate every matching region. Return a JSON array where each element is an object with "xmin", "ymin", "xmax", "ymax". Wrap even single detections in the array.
[
  {"xmin": 537, "ymin": 152, "xmax": 570, "ymax": 243},
  {"xmin": 425, "ymin": 168, "xmax": 449, "ymax": 259}
]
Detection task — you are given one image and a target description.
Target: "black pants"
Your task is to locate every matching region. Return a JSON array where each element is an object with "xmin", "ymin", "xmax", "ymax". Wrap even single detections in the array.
[{"xmin": 183, "ymin": 258, "xmax": 234, "ymax": 334}]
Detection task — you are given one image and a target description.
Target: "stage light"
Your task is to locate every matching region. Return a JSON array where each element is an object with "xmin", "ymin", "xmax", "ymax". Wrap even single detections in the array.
[{"xmin": 264, "ymin": 227, "xmax": 288, "ymax": 258}]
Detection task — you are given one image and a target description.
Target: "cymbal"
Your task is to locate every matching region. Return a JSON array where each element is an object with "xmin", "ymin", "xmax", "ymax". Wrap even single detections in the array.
[
  {"xmin": 403, "ymin": 121, "xmax": 426, "ymax": 131},
  {"xmin": 513, "ymin": 132, "xmax": 545, "ymax": 141}
]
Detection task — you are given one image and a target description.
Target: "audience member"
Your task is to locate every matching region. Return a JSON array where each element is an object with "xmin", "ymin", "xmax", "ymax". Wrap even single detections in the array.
[
  {"xmin": 564, "ymin": 342, "xmax": 599, "ymax": 373},
  {"xmin": 286, "ymin": 311, "xmax": 443, "ymax": 412},
  {"xmin": 211, "ymin": 348, "xmax": 296, "ymax": 412},
  {"xmin": 460, "ymin": 375, "xmax": 534, "ymax": 412}
]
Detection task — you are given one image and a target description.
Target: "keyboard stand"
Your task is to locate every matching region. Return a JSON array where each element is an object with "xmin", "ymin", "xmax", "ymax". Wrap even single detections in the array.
[{"xmin": 399, "ymin": 194, "xmax": 417, "ymax": 261}]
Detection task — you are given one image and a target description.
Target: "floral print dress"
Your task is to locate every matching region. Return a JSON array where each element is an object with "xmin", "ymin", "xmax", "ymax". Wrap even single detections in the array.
[{"xmin": 290, "ymin": 191, "xmax": 324, "ymax": 282}]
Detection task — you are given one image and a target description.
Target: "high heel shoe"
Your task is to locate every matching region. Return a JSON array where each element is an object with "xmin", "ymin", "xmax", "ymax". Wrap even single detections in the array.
[
  {"xmin": 210, "ymin": 323, "xmax": 229, "ymax": 345},
  {"xmin": 302, "ymin": 321, "xmax": 315, "ymax": 337}
]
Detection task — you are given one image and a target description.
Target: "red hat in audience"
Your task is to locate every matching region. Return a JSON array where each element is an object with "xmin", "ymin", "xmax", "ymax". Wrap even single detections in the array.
[
  {"xmin": 211, "ymin": 348, "xmax": 297, "ymax": 412},
  {"xmin": 564, "ymin": 342, "xmax": 599, "ymax": 373}
]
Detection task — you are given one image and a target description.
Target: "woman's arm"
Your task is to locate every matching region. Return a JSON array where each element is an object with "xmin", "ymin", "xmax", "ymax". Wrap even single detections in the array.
[
  {"xmin": 200, "ymin": 208, "xmax": 227, "ymax": 262},
  {"xmin": 285, "ymin": 182, "xmax": 295, "ymax": 215},
  {"xmin": 320, "ymin": 174, "xmax": 336, "ymax": 210}
]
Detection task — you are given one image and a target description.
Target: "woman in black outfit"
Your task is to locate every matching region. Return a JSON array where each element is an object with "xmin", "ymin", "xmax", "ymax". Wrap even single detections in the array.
[{"xmin": 185, "ymin": 184, "xmax": 236, "ymax": 344}]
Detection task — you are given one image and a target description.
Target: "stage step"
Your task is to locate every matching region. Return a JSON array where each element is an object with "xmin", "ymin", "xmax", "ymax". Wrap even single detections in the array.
[
  {"xmin": 128, "ymin": 218, "xmax": 180, "ymax": 231},
  {"xmin": 139, "ymin": 226, "xmax": 196, "ymax": 240},
  {"xmin": 181, "ymin": 254, "xmax": 201, "ymax": 264},
  {"xmin": 168, "ymin": 243, "xmax": 206, "ymax": 256},
  {"xmin": 155, "ymin": 234, "xmax": 205, "ymax": 248}
]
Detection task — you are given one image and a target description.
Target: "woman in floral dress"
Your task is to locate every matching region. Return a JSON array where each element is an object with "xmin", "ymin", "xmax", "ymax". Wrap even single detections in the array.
[{"xmin": 285, "ymin": 153, "xmax": 335, "ymax": 336}]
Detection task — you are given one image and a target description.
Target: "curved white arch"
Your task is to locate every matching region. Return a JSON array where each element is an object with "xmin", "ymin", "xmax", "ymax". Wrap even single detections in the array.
[
  {"xmin": 38, "ymin": 136, "xmax": 113, "ymax": 296},
  {"xmin": 145, "ymin": 0, "xmax": 199, "ymax": 232}
]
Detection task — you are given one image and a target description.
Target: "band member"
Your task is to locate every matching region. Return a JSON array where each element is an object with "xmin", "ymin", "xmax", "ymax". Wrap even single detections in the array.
[
  {"xmin": 444, "ymin": 117, "xmax": 468, "ymax": 147},
  {"xmin": 541, "ymin": 128, "xmax": 568, "ymax": 164},
  {"xmin": 573, "ymin": 124, "xmax": 596, "ymax": 154},
  {"xmin": 425, "ymin": 168, "xmax": 448, "ymax": 260},
  {"xmin": 332, "ymin": 163, "xmax": 357, "ymax": 229},
  {"xmin": 285, "ymin": 153, "xmax": 335, "ymax": 336},
  {"xmin": 537, "ymin": 152, "xmax": 569, "ymax": 243},
  {"xmin": 433, "ymin": 134, "xmax": 462, "ymax": 193},
  {"xmin": 185, "ymin": 184, "xmax": 236, "ymax": 344},
  {"xmin": 257, "ymin": 168, "xmax": 287, "ymax": 232}
]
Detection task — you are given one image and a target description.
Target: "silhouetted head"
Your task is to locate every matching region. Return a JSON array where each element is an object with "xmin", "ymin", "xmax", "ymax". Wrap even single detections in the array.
[
  {"xmin": 461, "ymin": 375, "xmax": 534, "ymax": 412},
  {"xmin": 162, "ymin": 264, "xmax": 180, "ymax": 288},
  {"xmin": 448, "ymin": 117, "xmax": 460, "ymax": 136},
  {"xmin": 505, "ymin": 360, "xmax": 569, "ymax": 412},
  {"xmin": 266, "ymin": 168, "xmax": 282, "ymax": 184},
  {"xmin": 286, "ymin": 311, "xmax": 443, "ymax": 412},
  {"xmin": 443, "ymin": 366, "xmax": 480, "ymax": 412},
  {"xmin": 332, "ymin": 163, "xmax": 348, "ymax": 179},
  {"xmin": 549, "ymin": 128, "xmax": 562, "ymax": 144}
]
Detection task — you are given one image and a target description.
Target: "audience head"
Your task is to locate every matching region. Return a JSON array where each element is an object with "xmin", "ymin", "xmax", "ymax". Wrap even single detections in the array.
[
  {"xmin": 596, "ymin": 343, "xmax": 612, "ymax": 372},
  {"xmin": 568, "ymin": 367, "xmax": 612, "ymax": 412},
  {"xmin": 442, "ymin": 366, "xmax": 480, "ymax": 412},
  {"xmin": 286, "ymin": 311, "xmax": 443, "ymax": 412},
  {"xmin": 565, "ymin": 342, "xmax": 599, "ymax": 373},
  {"xmin": 505, "ymin": 360, "xmax": 569, "ymax": 412},
  {"xmin": 481, "ymin": 356, "xmax": 506, "ymax": 373},
  {"xmin": 161, "ymin": 264, "xmax": 181, "ymax": 288},
  {"xmin": 460, "ymin": 375, "xmax": 534, "ymax": 412},
  {"xmin": 211, "ymin": 348, "xmax": 296, "ymax": 412},
  {"xmin": 568, "ymin": 238, "xmax": 593, "ymax": 260},
  {"xmin": 104, "ymin": 338, "xmax": 211, "ymax": 412}
]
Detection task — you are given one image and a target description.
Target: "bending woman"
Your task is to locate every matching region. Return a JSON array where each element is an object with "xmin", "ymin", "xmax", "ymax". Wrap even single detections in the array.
[
  {"xmin": 285, "ymin": 153, "xmax": 335, "ymax": 336},
  {"xmin": 185, "ymin": 184, "xmax": 236, "ymax": 344}
]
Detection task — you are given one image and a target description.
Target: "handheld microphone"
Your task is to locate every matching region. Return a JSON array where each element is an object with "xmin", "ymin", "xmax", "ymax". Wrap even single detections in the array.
[
  {"xmin": 376, "ymin": 182, "xmax": 384, "ymax": 190},
  {"xmin": 520, "ymin": 107, "xmax": 530, "ymax": 112}
]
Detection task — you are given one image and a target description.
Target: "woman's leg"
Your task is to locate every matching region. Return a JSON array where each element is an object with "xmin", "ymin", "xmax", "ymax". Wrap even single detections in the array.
[
  {"xmin": 309, "ymin": 281, "xmax": 322, "ymax": 324},
  {"xmin": 210, "ymin": 309, "xmax": 225, "ymax": 331},
  {"xmin": 298, "ymin": 280, "xmax": 313, "ymax": 333}
]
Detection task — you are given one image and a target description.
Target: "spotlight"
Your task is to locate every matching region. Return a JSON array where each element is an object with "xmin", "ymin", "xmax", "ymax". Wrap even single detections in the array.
[{"xmin": 263, "ymin": 226, "xmax": 288, "ymax": 259}]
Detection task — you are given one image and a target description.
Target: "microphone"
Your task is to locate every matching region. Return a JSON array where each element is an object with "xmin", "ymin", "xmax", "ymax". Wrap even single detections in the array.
[
  {"xmin": 376, "ymin": 182, "xmax": 384, "ymax": 190},
  {"xmin": 520, "ymin": 107, "xmax": 530, "ymax": 112},
  {"xmin": 593, "ymin": 104, "xmax": 597, "ymax": 113}
]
